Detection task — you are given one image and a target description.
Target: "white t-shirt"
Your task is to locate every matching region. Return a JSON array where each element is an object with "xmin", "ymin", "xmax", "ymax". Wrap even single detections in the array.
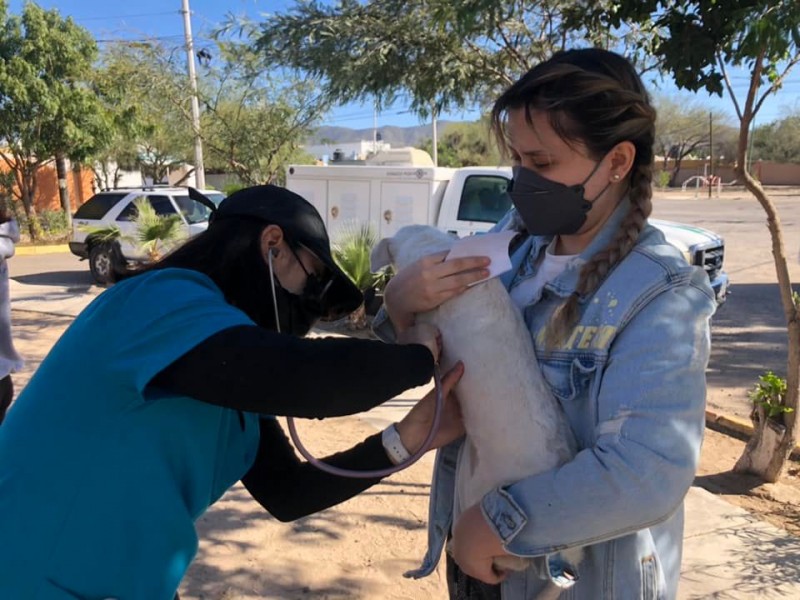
[{"xmin": 509, "ymin": 239, "xmax": 579, "ymax": 309}]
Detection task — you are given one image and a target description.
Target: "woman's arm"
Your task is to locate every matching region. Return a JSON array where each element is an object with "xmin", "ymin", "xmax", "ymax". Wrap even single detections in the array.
[
  {"xmin": 242, "ymin": 417, "xmax": 390, "ymax": 521},
  {"xmin": 151, "ymin": 324, "xmax": 434, "ymax": 418},
  {"xmin": 242, "ymin": 363, "xmax": 466, "ymax": 521},
  {"xmin": 0, "ymin": 220, "xmax": 18, "ymax": 260}
]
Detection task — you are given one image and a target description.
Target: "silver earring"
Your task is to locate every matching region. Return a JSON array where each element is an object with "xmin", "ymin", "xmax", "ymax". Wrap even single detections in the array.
[{"xmin": 612, "ymin": 173, "xmax": 621, "ymax": 181}]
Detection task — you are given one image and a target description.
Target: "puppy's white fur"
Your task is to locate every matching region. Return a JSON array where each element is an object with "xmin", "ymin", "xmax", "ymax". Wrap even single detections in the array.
[{"xmin": 372, "ymin": 225, "xmax": 582, "ymax": 573}]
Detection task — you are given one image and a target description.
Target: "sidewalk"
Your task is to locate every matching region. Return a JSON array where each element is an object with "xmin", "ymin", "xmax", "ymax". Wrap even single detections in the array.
[{"xmin": 8, "ymin": 280, "xmax": 800, "ymax": 599}]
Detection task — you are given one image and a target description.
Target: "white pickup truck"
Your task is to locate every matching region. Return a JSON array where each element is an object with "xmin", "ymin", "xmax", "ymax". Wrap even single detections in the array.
[{"xmin": 286, "ymin": 164, "xmax": 728, "ymax": 303}]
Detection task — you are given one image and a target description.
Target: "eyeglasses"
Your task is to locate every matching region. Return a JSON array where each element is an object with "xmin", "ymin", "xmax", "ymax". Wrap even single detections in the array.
[{"xmin": 293, "ymin": 245, "xmax": 336, "ymax": 317}]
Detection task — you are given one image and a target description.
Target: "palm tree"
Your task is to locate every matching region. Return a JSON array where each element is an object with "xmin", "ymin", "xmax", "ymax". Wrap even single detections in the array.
[
  {"xmin": 80, "ymin": 197, "xmax": 186, "ymax": 280},
  {"xmin": 331, "ymin": 222, "xmax": 386, "ymax": 329},
  {"xmin": 127, "ymin": 197, "xmax": 184, "ymax": 261}
]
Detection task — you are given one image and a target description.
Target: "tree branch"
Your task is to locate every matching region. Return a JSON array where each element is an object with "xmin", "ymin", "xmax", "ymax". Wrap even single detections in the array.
[
  {"xmin": 717, "ymin": 52, "xmax": 743, "ymax": 121},
  {"xmin": 754, "ymin": 52, "xmax": 800, "ymax": 117}
]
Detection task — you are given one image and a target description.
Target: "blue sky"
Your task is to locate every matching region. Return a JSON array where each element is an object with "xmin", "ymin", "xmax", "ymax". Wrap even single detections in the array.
[{"xmin": 8, "ymin": 0, "xmax": 800, "ymax": 132}]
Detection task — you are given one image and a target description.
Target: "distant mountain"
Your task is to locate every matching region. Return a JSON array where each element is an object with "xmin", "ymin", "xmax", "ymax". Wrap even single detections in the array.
[{"xmin": 306, "ymin": 121, "xmax": 460, "ymax": 147}]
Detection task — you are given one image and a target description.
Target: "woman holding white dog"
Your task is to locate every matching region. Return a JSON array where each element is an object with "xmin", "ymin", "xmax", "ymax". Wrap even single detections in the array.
[{"xmin": 376, "ymin": 48, "xmax": 716, "ymax": 599}]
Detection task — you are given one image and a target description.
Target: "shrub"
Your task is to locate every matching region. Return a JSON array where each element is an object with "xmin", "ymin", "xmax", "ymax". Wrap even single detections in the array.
[
  {"xmin": 750, "ymin": 371, "xmax": 792, "ymax": 421},
  {"xmin": 331, "ymin": 222, "xmax": 383, "ymax": 291},
  {"xmin": 14, "ymin": 209, "xmax": 71, "ymax": 242},
  {"xmin": 655, "ymin": 170, "xmax": 672, "ymax": 189},
  {"xmin": 223, "ymin": 183, "xmax": 245, "ymax": 197}
]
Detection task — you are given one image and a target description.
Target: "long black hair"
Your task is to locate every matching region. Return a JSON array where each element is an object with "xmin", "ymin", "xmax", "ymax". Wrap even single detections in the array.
[{"xmin": 140, "ymin": 217, "xmax": 281, "ymax": 327}]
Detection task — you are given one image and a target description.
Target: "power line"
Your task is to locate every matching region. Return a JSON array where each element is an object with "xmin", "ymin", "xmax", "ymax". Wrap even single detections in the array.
[
  {"xmin": 71, "ymin": 11, "xmax": 179, "ymax": 22},
  {"xmin": 95, "ymin": 34, "xmax": 216, "ymax": 44}
]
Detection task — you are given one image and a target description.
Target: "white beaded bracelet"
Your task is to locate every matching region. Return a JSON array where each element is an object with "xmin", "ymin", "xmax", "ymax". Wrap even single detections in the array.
[{"xmin": 381, "ymin": 423, "xmax": 412, "ymax": 465}]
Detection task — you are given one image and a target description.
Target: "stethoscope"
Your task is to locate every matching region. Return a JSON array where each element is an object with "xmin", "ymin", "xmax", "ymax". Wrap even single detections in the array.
[{"xmin": 268, "ymin": 250, "xmax": 444, "ymax": 478}]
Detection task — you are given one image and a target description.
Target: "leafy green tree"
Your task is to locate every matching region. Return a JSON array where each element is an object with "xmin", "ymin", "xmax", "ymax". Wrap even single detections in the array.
[
  {"xmin": 653, "ymin": 94, "xmax": 732, "ymax": 184},
  {"xmin": 94, "ymin": 34, "xmax": 322, "ymax": 187},
  {"xmin": 0, "ymin": 1, "xmax": 102, "ymax": 238},
  {"xmin": 581, "ymin": 0, "xmax": 800, "ymax": 482},
  {"xmin": 751, "ymin": 111, "xmax": 800, "ymax": 163},
  {"xmin": 250, "ymin": 0, "xmax": 657, "ymax": 119},
  {"xmin": 418, "ymin": 119, "xmax": 502, "ymax": 168},
  {"xmin": 90, "ymin": 42, "xmax": 193, "ymax": 188},
  {"xmin": 197, "ymin": 39, "xmax": 324, "ymax": 185}
]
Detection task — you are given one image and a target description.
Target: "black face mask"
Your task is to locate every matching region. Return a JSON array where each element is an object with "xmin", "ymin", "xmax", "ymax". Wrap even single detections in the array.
[
  {"xmin": 271, "ymin": 283, "xmax": 321, "ymax": 337},
  {"xmin": 268, "ymin": 247, "xmax": 333, "ymax": 337},
  {"xmin": 508, "ymin": 161, "xmax": 609, "ymax": 236}
]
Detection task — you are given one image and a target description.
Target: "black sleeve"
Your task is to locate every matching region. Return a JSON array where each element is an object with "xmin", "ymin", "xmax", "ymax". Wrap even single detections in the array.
[
  {"xmin": 241, "ymin": 417, "xmax": 393, "ymax": 521},
  {"xmin": 150, "ymin": 324, "xmax": 434, "ymax": 418}
]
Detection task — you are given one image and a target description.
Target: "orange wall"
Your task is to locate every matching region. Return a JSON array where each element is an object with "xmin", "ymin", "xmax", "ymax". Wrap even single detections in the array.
[
  {"xmin": 33, "ymin": 164, "xmax": 94, "ymax": 212},
  {"xmin": 0, "ymin": 156, "xmax": 95, "ymax": 213}
]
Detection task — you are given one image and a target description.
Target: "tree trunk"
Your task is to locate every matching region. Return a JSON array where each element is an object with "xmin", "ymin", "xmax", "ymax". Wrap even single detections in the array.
[
  {"xmin": 346, "ymin": 303, "xmax": 368, "ymax": 330},
  {"xmin": 734, "ymin": 405, "xmax": 790, "ymax": 482},
  {"xmin": 55, "ymin": 153, "xmax": 73, "ymax": 228},
  {"xmin": 20, "ymin": 183, "xmax": 41, "ymax": 241},
  {"xmin": 731, "ymin": 85, "xmax": 799, "ymax": 482}
]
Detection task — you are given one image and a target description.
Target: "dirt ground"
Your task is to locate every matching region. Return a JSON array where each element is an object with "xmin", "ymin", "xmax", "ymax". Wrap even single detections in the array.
[
  {"xmin": 696, "ymin": 426, "xmax": 800, "ymax": 537},
  {"xmin": 8, "ymin": 310, "xmax": 800, "ymax": 598}
]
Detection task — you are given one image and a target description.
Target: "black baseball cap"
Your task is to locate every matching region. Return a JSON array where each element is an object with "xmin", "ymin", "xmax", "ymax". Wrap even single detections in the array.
[{"xmin": 208, "ymin": 184, "xmax": 363, "ymax": 320}]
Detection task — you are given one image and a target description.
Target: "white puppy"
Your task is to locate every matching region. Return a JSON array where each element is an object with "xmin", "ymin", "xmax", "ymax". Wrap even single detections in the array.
[{"xmin": 372, "ymin": 225, "xmax": 581, "ymax": 573}]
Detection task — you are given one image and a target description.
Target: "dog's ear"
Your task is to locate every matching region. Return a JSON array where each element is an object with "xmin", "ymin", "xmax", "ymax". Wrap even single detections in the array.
[{"xmin": 370, "ymin": 237, "xmax": 394, "ymax": 272}]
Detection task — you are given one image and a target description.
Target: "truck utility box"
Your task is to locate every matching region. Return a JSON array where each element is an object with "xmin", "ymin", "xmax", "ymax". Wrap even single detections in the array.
[{"xmin": 285, "ymin": 164, "xmax": 513, "ymax": 240}]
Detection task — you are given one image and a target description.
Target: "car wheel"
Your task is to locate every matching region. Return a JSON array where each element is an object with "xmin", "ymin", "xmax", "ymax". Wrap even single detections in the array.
[{"xmin": 88, "ymin": 242, "xmax": 122, "ymax": 285}]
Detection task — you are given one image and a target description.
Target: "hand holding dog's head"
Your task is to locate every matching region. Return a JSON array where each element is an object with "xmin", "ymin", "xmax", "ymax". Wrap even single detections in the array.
[{"xmin": 371, "ymin": 225, "xmax": 455, "ymax": 273}]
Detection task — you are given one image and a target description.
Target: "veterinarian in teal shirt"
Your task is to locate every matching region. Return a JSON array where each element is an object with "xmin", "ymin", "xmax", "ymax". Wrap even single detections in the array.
[{"xmin": 0, "ymin": 185, "xmax": 466, "ymax": 599}]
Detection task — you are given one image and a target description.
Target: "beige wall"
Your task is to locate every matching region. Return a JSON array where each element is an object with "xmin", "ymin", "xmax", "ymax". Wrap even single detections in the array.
[{"xmin": 657, "ymin": 159, "xmax": 800, "ymax": 187}]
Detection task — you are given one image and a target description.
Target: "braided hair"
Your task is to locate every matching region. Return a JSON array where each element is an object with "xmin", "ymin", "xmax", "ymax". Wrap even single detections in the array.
[{"xmin": 491, "ymin": 48, "xmax": 656, "ymax": 347}]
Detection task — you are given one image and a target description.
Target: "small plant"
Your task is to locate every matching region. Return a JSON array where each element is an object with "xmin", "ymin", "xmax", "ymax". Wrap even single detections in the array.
[
  {"xmin": 332, "ymin": 222, "xmax": 382, "ymax": 291},
  {"xmin": 223, "ymin": 183, "xmax": 245, "ymax": 197},
  {"xmin": 80, "ymin": 197, "xmax": 185, "ymax": 262},
  {"xmin": 749, "ymin": 371, "xmax": 792, "ymax": 421},
  {"xmin": 129, "ymin": 197, "xmax": 184, "ymax": 260},
  {"xmin": 79, "ymin": 222, "xmax": 122, "ymax": 242},
  {"xmin": 656, "ymin": 170, "xmax": 672, "ymax": 189},
  {"xmin": 38, "ymin": 210, "xmax": 70, "ymax": 240},
  {"xmin": 331, "ymin": 222, "xmax": 385, "ymax": 328},
  {"xmin": 373, "ymin": 264, "xmax": 394, "ymax": 293}
]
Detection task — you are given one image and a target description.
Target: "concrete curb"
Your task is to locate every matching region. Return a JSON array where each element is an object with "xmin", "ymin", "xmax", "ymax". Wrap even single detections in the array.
[
  {"xmin": 15, "ymin": 244, "xmax": 70, "ymax": 256},
  {"xmin": 705, "ymin": 409, "xmax": 800, "ymax": 461}
]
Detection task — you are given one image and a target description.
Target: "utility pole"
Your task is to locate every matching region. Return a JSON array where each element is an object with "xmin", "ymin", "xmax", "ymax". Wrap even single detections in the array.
[
  {"xmin": 747, "ymin": 116, "xmax": 756, "ymax": 175},
  {"xmin": 708, "ymin": 111, "xmax": 713, "ymax": 199},
  {"xmin": 373, "ymin": 106, "xmax": 378, "ymax": 156},
  {"xmin": 181, "ymin": 0, "xmax": 205, "ymax": 189},
  {"xmin": 431, "ymin": 105, "xmax": 438, "ymax": 167}
]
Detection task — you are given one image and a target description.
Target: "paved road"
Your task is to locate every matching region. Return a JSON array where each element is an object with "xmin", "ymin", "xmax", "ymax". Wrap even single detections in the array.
[
  {"xmin": 9, "ymin": 189, "xmax": 800, "ymax": 419},
  {"xmin": 9, "ymin": 251, "xmax": 96, "ymax": 289},
  {"xmin": 652, "ymin": 189, "xmax": 800, "ymax": 419}
]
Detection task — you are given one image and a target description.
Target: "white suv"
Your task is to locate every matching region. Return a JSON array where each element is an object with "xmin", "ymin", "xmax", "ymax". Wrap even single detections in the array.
[{"xmin": 69, "ymin": 187, "xmax": 225, "ymax": 284}]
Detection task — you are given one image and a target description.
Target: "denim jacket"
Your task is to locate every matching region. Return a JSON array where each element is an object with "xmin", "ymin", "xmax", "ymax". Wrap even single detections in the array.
[{"xmin": 374, "ymin": 199, "xmax": 716, "ymax": 599}]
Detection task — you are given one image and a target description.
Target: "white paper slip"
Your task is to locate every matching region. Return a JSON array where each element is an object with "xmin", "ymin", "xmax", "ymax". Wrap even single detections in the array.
[{"xmin": 445, "ymin": 230, "xmax": 516, "ymax": 285}]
